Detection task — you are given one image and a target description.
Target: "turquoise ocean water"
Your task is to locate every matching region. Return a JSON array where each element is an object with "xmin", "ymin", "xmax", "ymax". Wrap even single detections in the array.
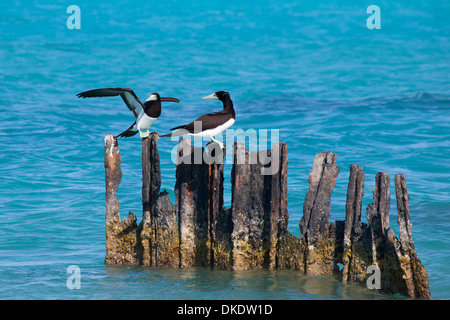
[{"xmin": 0, "ymin": 0, "xmax": 449, "ymax": 299}]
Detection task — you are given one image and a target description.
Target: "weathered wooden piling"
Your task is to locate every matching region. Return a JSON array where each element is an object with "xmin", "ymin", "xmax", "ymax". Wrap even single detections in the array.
[
  {"xmin": 206, "ymin": 142, "xmax": 230, "ymax": 269},
  {"xmin": 339, "ymin": 170, "xmax": 430, "ymax": 298},
  {"xmin": 230, "ymin": 142, "xmax": 268, "ymax": 270},
  {"xmin": 367, "ymin": 172, "xmax": 391, "ymax": 264},
  {"xmin": 175, "ymin": 138, "xmax": 210, "ymax": 267},
  {"xmin": 104, "ymin": 134, "xmax": 141, "ymax": 265},
  {"xmin": 103, "ymin": 134, "xmax": 431, "ymax": 299},
  {"xmin": 390, "ymin": 174, "xmax": 430, "ymax": 298},
  {"xmin": 395, "ymin": 174, "xmax": 414, "ymax": 252},
  {"xmin": 141, "ymin": 133, "xmax": 179, "ymax": 267},
  {"xmin": 342, "ymin": 164, "xmax": 366, "ymax": 283},
  {"xmin": 299, "ymin": 151, "xmax": 340, "ymax": 275},
  {"xmin": 230, "ymin": 142, "xmax": 291, "ymax": 270}
]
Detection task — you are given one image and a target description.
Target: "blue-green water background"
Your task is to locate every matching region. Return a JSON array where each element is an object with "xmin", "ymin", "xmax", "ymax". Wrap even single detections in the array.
[{"xmin": 0, "ymin": 0, "xmax": 449, "ymax": 299}]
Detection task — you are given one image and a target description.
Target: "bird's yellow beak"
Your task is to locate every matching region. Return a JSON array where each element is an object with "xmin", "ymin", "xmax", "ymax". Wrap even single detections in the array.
[{"xmin": 202, "ymin": 93, "xmax": 219, "ymax": 100}]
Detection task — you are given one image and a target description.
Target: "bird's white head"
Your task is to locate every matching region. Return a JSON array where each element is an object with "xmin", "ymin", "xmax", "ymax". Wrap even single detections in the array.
[{"xmin": 146, "ymin": 93, "xmax": 159, "ymax": 102}]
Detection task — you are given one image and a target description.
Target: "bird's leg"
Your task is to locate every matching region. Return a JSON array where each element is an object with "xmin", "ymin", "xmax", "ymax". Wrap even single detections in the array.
[
  {"xmin": 139, "ymin": 129, "xmax": 150, "ymax": 138},
  {"xmin": 210, "ymin": 136, "xmax": 224, "ymax": 149}
]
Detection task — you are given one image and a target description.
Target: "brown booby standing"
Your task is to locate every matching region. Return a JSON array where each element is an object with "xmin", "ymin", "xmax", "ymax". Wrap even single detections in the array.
[
  {"xmin": 161, "ymin": 91, "xmax": 235, "ymax": 148},
  {"xmin": 76, "ymin": 87, "xmax": 179, "ymax": 138}
]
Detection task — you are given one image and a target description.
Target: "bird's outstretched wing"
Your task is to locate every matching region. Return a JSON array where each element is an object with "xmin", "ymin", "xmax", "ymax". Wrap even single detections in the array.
[
  {"xmin": 76, "ymin": 87, "xmax": 144, "ymax": 118},
  {"xmin": 169, "ymin": 110, "xmax": 233, "ymax": 134}
]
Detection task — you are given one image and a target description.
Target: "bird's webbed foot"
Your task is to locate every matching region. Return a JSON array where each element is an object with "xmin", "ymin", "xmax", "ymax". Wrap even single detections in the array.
[
  {"xmin": 210, "ymin": 136, "xmax": 224, "ymax": 149},
  {"xmin": 139, "ymin": 130, "xmax": 150, "ymax": 138}
]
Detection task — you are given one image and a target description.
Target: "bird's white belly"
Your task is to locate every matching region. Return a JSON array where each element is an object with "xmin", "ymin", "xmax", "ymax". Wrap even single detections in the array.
[
  {"xmin": 189, "ymin": 118, "xmax": 235, "ymax": 137},
  {"xmin": 137, "ymin": 114, "xmax": 157, "ymax": 130}
]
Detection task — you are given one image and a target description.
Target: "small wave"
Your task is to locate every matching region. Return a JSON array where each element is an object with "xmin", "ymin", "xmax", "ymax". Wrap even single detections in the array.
[{"xmin": 409, "ymin": 91, "xmax": 435, "ymax": 100}]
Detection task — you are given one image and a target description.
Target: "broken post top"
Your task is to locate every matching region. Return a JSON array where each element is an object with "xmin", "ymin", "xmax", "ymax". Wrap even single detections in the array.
[
  {"xmin": 395, "ymin": 173, "xmax": 415, "ymax": 251},
  {"xmin": 344, "ymin": 164, "xmax": 365, "ymax": 243},
  {"xmin": 300, "ymin": 151, "xmax": 340, "ymax": 243},
  {"xmin": 104, "ymin": 134, "xmax": 122, "ymax": 224},
  {"xmin": 366, "ymin": 172, "xmax": 390, "ymax": 236}
]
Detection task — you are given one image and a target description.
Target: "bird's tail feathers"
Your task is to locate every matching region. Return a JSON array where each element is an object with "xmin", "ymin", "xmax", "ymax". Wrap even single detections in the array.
[
  {"xmin": 161, "ymin": 124, "xmax": 188, "ymax": 137},
  {"xmin": 117, "ymin": 122, "xmax": 138, "ymax": 138},
  {"xmin": 170, "ymin": 125, "xmax": 186, "ymax": 131},
  {"xmin": 160, "ymin": 130, "xmax": 184, "ymax": 138}
]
